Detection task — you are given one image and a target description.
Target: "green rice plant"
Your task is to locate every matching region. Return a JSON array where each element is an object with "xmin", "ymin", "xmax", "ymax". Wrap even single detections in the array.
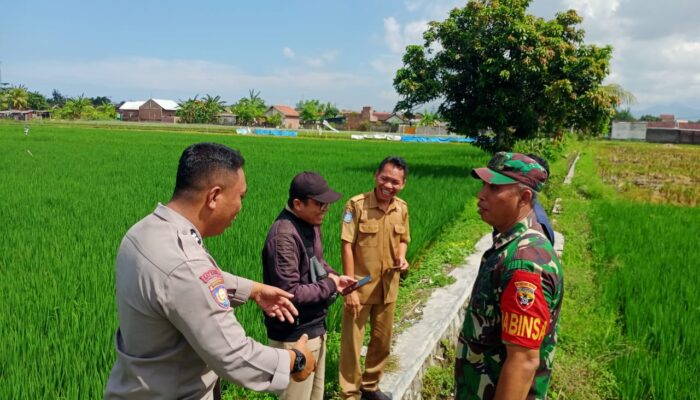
[
  {"xmin": 590, "ymin": 201, "xmax": 700, "ymax": 399},
  {"xmin": 0, "ymin": 124, "xmax": 487, "ymax": 398}
]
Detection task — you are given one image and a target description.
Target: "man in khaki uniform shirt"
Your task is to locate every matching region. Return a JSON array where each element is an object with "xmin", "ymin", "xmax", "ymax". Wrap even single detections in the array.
[
  {"xmin": 105, "ymin": 143, "xmax": 315, "ymax": 400},
  {"xmin": 339, "ymin": 156, "xmax": 411, "ymax": 400}
]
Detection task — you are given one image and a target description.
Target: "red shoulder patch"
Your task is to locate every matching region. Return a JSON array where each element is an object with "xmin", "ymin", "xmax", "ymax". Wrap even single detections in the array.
[
  {"xmin": 500, "ymin": 269, "xmax": 550, "ymax": 349},
  {"xmin": 199, "ymin": 268, "xmax": 222, "ymax": 284}
]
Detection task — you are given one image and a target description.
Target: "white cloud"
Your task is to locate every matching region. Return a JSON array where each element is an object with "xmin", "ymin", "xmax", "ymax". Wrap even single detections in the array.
[
  {"xmin": 383, "ymin": 17, "xmax": 427, "ymax": 54},
  {"xmin": 302, "ymin": 50, "xmax": 341, "ymax": 68},
  {"xmin": 565, "ymin": 0, "xmax": 619, "ymax": 18},
  {"xmin": 282, "ymin": 47, "xmax": 295, "ymax": 59},
  {"xmin": 9, "ymin": 57, "xmax": 368, "ymax": 101}
]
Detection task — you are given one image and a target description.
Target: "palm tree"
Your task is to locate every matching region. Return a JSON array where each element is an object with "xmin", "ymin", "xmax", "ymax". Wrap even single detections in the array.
[
  {"xmin": 203, "ymin": 94, "xmax": 226, "ymax": 123},
  {"xmin": 601, "ymin": 83, "xmax": 637, "ymax": 108},
  {"xmin": 7, "ymin": 86, "xmax": 29, "ymax": 110}
]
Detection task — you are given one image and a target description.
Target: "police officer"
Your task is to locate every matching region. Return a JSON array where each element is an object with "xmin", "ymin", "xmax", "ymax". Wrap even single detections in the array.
[
  {"xmin": 455, "ymin": 152, "xmax": 564, "ymax": 400},
  {"xmin": 339, "ymin": 156, "xmax": 411, "ymax": 400},
  {"xmin": 104, "ymin": 143, "xmax": 315, "ymax": 399}
]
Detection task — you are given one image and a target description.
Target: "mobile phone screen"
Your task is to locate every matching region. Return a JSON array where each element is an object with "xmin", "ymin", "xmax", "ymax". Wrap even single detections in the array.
[{"xmin": 342, "ymin": 275, "xmax": 371, "ymax": 295}]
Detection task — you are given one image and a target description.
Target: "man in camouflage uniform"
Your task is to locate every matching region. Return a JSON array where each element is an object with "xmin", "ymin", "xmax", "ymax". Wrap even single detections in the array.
[{"xmin": 456, "ymin": 152, "xmax": 564, "ymax": 400}]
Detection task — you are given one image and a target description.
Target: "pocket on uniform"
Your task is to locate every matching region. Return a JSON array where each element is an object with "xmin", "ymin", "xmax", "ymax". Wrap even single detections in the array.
[
  {"xmin": 358, "ymin": 223, "xmax": 379, "ymax": 247},
  {"xmin": 394, "ymin": 225, "xmax": 405, "ymax": 235}
]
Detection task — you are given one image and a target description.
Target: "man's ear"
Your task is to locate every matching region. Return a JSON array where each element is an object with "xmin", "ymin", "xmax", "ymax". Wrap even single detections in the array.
[
  {"xmin": 519, "ymin": 187, "xmax": 533, "ymax": 207},
  {"xmin": 292, "ymin": 198, "xmax": 303, "ymax": 212},
  {"xmin": 206, "ymin": 186, "xmax": 223, "ymax": 210}
]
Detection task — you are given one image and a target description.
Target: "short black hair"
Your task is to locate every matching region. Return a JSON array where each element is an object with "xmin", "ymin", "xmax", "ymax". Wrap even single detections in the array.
[
  {"xmin": 525, "ymin": 153, "xmax": 550, "ymax": 177},
  {"xmin": 173, "ymin": 142, "xmax": 245, "ymax": 198},
  {"xmin": 377, "ymin": 156, "xmax": 408, "ymax": 179}
]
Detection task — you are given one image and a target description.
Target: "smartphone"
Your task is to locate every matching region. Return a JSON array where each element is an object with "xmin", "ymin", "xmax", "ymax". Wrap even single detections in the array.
[{"xmin": 341, "ymin": 275, "xmax": 372, "ymax": 296}]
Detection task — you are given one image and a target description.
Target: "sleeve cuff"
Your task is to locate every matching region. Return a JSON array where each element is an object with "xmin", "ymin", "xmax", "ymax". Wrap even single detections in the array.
[
  {"xmin": 222, "ymin": 272, "xmax": 254, "ymax": 306},
  {"xmin": 269, "ymin": 348, "xmax": 291, "ymax": 394}
]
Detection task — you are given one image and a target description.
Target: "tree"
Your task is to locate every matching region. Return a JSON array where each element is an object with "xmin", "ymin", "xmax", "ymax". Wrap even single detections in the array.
[
  {"xmin": 54, "ymin": 95, "xmax": 93, "ymax": 119},
  {"xmin": 176, "ymin": 94, "xmax": 225, "ymax": 124},
  {"xmin": 393, "ymin": 0, "xmax": 618, "ymax": 152},
  {"xmin": 296, "ymin": 99, "xmax": 339, "ymax": 124},
  {"xmin": 90, "ymin": 96, "xmax": 112, "ymax": 106},
  {"xmin": 613, "ymin": 108, "xmax": 636, "ymax": 122},
  {"xmin": 296, "ymin": 99, "xmax": 323, "ymax": 124},
  {"xmin": 232, "ymin": 90, "xmax": 267, "ymax": 126},
  {"xmin": 202, "ymin": 94, "xmax": 226, "ymax": 122},
  {"xmin": 267, "ymin": 113, "xmax": 283, "ymax": 127},
  {"xmin": 50, "ymin": 89, "xmax": 66, "ymax": 107},
  {"xmin": 639, "ymin": 114, "xmax": 661, "ymax": 122},
  {"xmin": 418, "ymin": 110, "xmax": 441, "ymax": 126},
  {"xmin": 321, "ymin": 102, "xmax": 339, "ymax": 120},
  {"xmin": 28, "ymin": 91, "xmax": 49, "ymax": 110},
  {"xmin": 7, "ymin": 86, "xmax": 29, "ymax": 110}
]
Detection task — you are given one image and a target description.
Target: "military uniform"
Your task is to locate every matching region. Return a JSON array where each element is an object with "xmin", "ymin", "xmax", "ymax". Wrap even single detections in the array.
[
  {"xmin": 339, "ymin": 191, "xmax": 410, "ymax": 399},
  {"xmin": 455, "ymin": 212, "xmax": 564, "ymax": 400},
  {"xmin": 104, "ymin": 204, "xmax": 290, "ymax": 399}
]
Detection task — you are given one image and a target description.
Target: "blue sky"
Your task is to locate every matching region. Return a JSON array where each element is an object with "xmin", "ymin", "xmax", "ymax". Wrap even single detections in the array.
[{"xmin": 2, "ymin": 0, "xmax": 700, "ymax": 117}]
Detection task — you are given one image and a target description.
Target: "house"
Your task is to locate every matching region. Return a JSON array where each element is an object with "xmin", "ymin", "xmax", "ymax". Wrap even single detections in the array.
[
  {"xmin": 266, "ymin": 105, "xmax": 300, "ymax": 129},
  {"xmin": 216, "ymin": 112, "xmax": 237, "ymax": 126},
  {"xmin": 0, "ymin": 109, "xmax": 51, "ymax": 120},
  {"xmin": 118, "ymin": 99, "xmax": 179, "ymax": 123}
]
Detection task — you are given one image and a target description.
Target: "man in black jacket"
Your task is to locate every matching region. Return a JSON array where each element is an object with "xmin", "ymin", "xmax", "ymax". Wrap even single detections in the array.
[{"xmin": 262, "ymin": 171, "xmax": 356, "ymax": 400}]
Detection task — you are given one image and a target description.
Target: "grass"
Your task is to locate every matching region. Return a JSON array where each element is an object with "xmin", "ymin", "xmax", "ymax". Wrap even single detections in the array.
[
  {"xmin": 0, "ymin": 122, "xmax": 488, "ymax": 399},
  {"xmin": 548, "ymin": 139, "xmax": 700, "ymax": 399}
]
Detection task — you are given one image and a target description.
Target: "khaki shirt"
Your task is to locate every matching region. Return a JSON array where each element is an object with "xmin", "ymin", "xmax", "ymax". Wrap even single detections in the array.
[
  {"xmin": 341, "ymin": 191, "xmax": 410, "ymax": 304},
  {"xmin": 105, "ymin": 204, "xmax": 290, "ymax": 400}
]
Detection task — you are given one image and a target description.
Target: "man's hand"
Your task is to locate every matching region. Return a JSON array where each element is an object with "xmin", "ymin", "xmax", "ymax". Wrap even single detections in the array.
[
  {"xmin": 329, "ymin": 274, "xmax": 357, "ymax": 293},
  {"xmin": 343, "ymin": 290, "xmax": 361, "ymax": 318},
  {"xmin": 289, "ymin": 334, "xmax": 316, "ymax": 382},
  {"xmin": 395, "ymin": 256, "xmax": 409, "ymax": 272},
  {"xmin": 251, "ymin": 282, "xmax": 298, "ymax": 323}
]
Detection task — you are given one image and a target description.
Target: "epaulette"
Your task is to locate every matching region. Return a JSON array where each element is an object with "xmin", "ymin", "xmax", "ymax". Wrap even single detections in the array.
[{"xmin": 349, "ymin": 193, "xmax": 368, "ymax": 204}]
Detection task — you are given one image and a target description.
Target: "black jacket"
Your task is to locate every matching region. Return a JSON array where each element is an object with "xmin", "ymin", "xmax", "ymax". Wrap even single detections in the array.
[{"xmin": 261, "ymin": 209, "xmax": 338, "ymax": 341}]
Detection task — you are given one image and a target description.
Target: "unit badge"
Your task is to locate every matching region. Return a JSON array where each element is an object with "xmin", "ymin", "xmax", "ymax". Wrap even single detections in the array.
[
  {"xmin": 199, "ymin": 268, "xmax": 230, "ymax": 309},
  {"xmin": 343, "ymin": 211, "xmax": 353, "ymax": 223},
  {"xmin": 514, "ymin": 280, "xmax": 537, "ymax": 310},
  {"xmin": 210, "ymin": 284, "xmax": 230, "ymax": 309}
]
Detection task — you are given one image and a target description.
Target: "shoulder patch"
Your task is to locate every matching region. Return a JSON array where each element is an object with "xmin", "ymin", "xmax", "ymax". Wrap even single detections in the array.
[
  {"xmin": 343, "ymin": 211, "xmax": 353, "ymax": 223},
  {"xmin": 199, "ymin": 268, "xmax": 230, "ymax": 309},
  {"xmin": 514, "ymin": 280, "xmax": 537, "ymax": 310},
  {"xmin": 199, "ymin": 268, "xmax": 222, "ymax": 284}
]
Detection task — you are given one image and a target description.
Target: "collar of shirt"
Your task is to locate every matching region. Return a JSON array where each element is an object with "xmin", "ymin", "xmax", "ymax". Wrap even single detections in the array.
[
  {"xmin": 281, "ymin": 207, "xmax": 316, "ymax": 244},
  {"xmin": 153, "ymin": 203, "xmax": 204, "ymax": 246},
  {"xmin": 367, "ymin": 189, "xmax": 398, "ymax": 213},
  {"xmin": 493, "ymin": 211, "xmax": 538, "ymax": 250}
]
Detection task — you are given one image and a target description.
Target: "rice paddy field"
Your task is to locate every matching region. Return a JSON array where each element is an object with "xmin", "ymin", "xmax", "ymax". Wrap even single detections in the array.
[
  {"xmin": 0, "ymin": 123, "xmax": 487, "ymax": 398},
  {"xmin": 588, "ymin": 142, "xmax": 700, "ymax": 399}
]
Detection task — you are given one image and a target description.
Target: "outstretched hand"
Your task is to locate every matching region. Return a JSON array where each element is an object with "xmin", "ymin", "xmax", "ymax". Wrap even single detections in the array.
[
  {"xmin": 330, "ymin": 274, "xmax": 357, "ymax": 293},
  {"xmin": 251, "ymin": 282, "xmax": 298, "ymax": 323}
]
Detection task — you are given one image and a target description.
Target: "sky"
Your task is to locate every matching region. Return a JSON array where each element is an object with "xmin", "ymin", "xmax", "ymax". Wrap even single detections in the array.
[{"xmin": 2, "ymin": 0, "xmax": 699, "ymax": 118}]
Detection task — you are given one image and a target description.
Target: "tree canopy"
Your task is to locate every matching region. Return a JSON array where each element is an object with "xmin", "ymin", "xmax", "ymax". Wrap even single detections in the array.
[
  {"xmin": 296, "ymin": 99, "xmax": 339, "ymax": 124},
  {"xmin": 232, "ymin": 89, "xmax": 267, "ymax": 126},
  {"xmin": 393, "ymin": 0, "xmax": 619, "ymax": 151},
  {"xmin": 176, "ymin": 94, "xmax": 225, "ymax": 124}
]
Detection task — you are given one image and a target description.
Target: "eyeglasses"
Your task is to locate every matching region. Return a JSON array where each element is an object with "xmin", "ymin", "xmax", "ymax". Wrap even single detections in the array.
[{"xmin": 314, "ymin": 200, "xmax": 329, "ymax": 211}]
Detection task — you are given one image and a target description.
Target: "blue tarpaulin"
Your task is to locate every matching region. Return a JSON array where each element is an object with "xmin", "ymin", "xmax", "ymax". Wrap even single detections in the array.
[
  {"xmin": 254, "ymin": 129, "xmax": 298, "ymax": 137},
  {"xmin": 400, "ymin": 135, "xmax": 473, "ymax": 143}
]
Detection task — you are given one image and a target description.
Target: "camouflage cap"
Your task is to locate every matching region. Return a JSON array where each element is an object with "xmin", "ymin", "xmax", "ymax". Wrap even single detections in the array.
[{"xmin": 471, "ymin": 152, "xmax": 548, "ymax": 191}]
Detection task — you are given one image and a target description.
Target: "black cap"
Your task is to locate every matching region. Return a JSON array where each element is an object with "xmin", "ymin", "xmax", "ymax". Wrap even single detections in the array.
[{"xmin": 289, "ymin": 172, "xmax": 342, "ymax": 203}]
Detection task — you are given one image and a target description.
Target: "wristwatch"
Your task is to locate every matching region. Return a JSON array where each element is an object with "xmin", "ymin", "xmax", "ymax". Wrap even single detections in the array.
[{"xmin": 291, "ymin": 348, "xmax": 306, "ymax": 373}]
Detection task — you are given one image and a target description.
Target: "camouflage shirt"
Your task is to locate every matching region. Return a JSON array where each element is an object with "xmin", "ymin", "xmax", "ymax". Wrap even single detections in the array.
[{"xmin": 455, "ymin": 212, "xmax": 564, "ymax": 400}]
